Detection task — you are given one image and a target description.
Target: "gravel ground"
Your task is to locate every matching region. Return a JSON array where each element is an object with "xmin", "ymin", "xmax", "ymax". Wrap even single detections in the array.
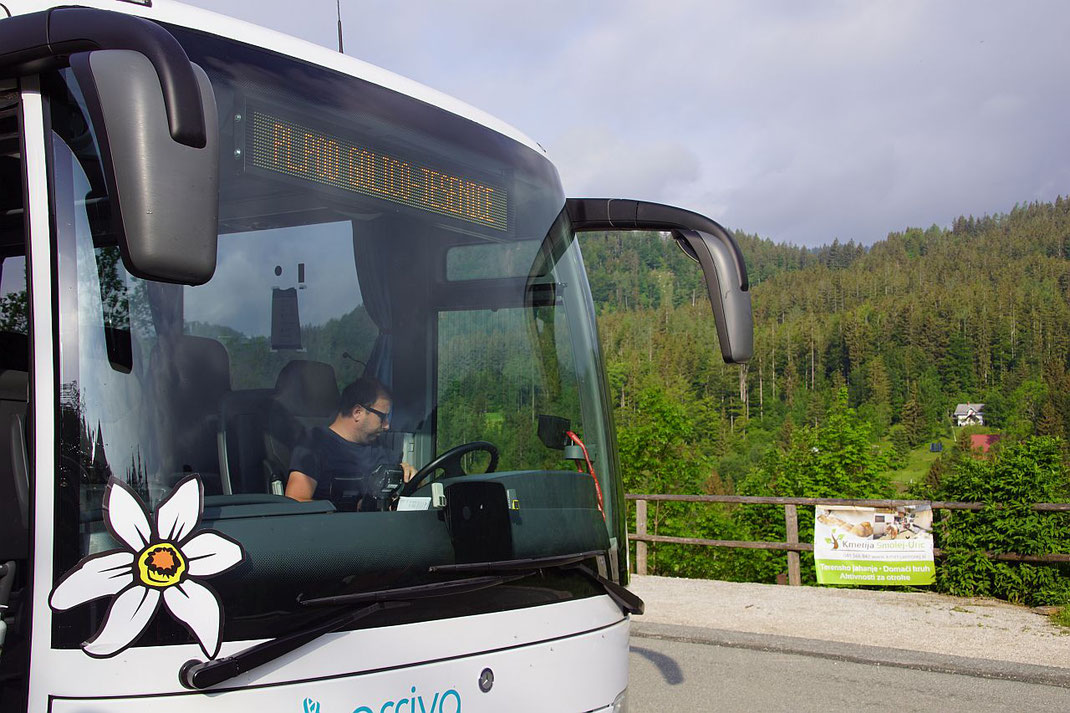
[{"xmin": 628, "ymin": 575, "xmax": 1070, "ymax": 668}]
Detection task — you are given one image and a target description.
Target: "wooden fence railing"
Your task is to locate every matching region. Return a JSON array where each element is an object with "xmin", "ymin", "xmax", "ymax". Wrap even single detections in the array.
[{"xmin": 627, "ymin": 494, "xmax": 1070, "ymax": 585}]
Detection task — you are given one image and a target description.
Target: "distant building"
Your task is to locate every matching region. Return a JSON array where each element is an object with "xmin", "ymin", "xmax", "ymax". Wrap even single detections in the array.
[
  {"xmin": 953, "ymin": 403, "xmax": 984, "ymax": 427},
  {"xmin": 969, "ymin": 433, "xmax": 1001, "ymax": 453}
]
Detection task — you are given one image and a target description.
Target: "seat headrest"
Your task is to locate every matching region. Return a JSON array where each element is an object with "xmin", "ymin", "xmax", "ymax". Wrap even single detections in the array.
[
  {"xmin": 274, "ymin": 360, "xmax": 339, "ymax": 418},
  {"xmin": 0, "ymin": 331, "xmax": 28, "ymax": 372},
  {"xmin": 157, "ymin": 335, "xmax": 231, "ymax": 394},
  {"xmin": 0, "ymin": 369, "xmax": 27, "ymax": 401}
]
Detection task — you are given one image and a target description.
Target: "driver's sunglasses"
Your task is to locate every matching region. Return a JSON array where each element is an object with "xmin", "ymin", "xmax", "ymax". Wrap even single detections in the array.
[{"xmin": 362, "ymin": 403, "xmax": 391, "ymax": 424}]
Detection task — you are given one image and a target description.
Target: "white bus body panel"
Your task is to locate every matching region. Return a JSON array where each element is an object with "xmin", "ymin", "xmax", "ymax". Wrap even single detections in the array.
[
  {"xmin": 45, "ymin": 603, "xmax": 629, "ymax": 712},
  {"xmin": 22, "ymin": 75, "xmax": 62, "ymax": 713}
]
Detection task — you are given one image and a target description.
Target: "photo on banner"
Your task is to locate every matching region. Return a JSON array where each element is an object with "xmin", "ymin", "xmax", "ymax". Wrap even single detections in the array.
[{"xmin": 813, "ymin": 504, "xmax": 935, "ymax": 585}]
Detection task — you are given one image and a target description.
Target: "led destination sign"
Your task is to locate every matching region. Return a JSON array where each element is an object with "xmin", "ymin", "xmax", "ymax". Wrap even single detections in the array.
[{"xmin": 248, "ymin": 110, "xmax": 508, "ymax": 231}]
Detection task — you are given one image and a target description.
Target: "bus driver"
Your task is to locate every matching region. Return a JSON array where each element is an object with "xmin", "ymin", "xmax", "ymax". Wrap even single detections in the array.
[{"xmin": 284, "ymin": 377, "xmax": 416, "ymax": 505}]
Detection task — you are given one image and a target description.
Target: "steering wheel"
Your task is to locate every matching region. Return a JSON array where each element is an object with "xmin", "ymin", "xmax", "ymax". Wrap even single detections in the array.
[{"xmin": 400, "ymin": 441, "xmax": 499, "ymax": 496}]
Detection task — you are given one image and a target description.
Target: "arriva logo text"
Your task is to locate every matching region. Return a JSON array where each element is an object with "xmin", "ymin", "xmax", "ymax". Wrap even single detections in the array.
[{"xmin": 303, "ymin": 687, "xmax": 462, "ymax": 713}]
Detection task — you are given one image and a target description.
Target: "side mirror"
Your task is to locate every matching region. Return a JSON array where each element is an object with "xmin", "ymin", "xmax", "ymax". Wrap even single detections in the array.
[
  {"xmin": 565, "ymin": 199, "xmax": 753, "ymax": 363},
  {"xmin": 0, "ymin": 8, "xmax": 219, "ymax": 285},
  {"xmin": 72, "ymin": 50, "xmax": 219, "ymax": 285}
]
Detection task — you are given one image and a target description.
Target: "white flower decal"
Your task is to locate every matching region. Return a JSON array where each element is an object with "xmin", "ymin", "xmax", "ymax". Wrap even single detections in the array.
[{"xmin": 49, "ymin": 475, "xmax": 245, "ymax": 659}]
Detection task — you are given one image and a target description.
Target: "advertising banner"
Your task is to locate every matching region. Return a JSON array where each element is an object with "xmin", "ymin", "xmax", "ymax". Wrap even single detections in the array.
[{"xmin": 813, "ymin": 504, "xmax": 935, "ymax": 585}]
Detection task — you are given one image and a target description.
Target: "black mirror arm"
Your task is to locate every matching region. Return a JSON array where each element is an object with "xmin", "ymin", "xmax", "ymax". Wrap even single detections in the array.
[
  {"xmin": 565, "ymin": 198, "xmax": 753, "ymax": 363},
  {"xmin": 564, "ymin": 198, "xmax": 749, "ymax": 291},
  {"xmin": 0, "ymin": 7, "xmax": 205, "ymax": 147}
]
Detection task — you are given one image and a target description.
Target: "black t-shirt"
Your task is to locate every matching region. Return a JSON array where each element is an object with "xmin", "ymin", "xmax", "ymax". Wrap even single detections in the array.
[{"xmin": 287, "ymin": 426, "xmax": 394, "ymax": 501}]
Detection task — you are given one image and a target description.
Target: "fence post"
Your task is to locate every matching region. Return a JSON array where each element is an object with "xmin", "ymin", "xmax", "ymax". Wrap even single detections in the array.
[
  {"xmin": 636, "ymin": 499, "xmax": 648, "ymax": 576},
  {"xmin": 784, "ymin": 504, "xmax": 801, "ymax": 586}
]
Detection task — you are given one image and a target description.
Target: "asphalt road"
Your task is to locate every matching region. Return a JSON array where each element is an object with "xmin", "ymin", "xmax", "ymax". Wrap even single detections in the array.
[{"xmin": 629, "ymin": 636, "xmax": 1070, "ymax": 712}]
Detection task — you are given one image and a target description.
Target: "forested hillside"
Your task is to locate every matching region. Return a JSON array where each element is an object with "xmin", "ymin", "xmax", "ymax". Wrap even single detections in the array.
[
  {"xmin": 580, "ymin": 198, "xmax": 1070, "ymax": 489},
  {"xmin": 577, "ymin": 196, "xmax": 1070, "ymax": 590}
]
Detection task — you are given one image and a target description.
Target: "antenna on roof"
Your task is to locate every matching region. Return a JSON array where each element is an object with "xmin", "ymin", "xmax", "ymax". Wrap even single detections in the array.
[{"xmin": 336, "ymin": 0, "xmax": 345, "ymax": 54}]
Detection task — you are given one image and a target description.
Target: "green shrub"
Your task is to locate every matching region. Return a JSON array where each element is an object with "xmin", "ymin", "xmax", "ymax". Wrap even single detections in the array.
[
  {"xmin": 731, "ymin": 388, "xmax": 894, "ymax": 583},
  {"xmin": 929, "ymin": 437, "xmax": 1070, "ymax": 606}
]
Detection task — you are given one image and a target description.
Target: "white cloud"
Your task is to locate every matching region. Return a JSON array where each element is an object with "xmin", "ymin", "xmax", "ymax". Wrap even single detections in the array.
[
  {"xmin": 549, "ymin": 126, "xmax": 701, "ymax": 199},
  {"xmin": 181, "ymin": 0, "xmax": 1070, "ymax": 246}
]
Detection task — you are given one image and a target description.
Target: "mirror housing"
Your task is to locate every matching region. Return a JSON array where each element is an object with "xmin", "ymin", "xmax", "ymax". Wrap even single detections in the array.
[
  {"xmin": 0, "ymin": 8, "xmax": 219, "ymax": 284},
  {"xmin": 565, "ymin": 198, "xmax": 753, "ymax": 363},
  {"xmin": 72, "ymin": 50, "xmax": 219, "ymax": 284}
]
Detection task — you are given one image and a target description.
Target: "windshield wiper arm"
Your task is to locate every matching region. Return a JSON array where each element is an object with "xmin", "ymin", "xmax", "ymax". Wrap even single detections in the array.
[
  {"xmin": 179, "ymin": 573, "xmax": 526, "ymax": 690},
  {"xmin": 430, "ymin": 551, "xmax": 644, "ymax": 616},
  {"xmin": 178, "ymin": 555, "xmax": 638, "ymax": 690},
  {"xmin": 562, "ymin": 562, "xmax": 644, "ymax": 616},
  {"xmin": 179, "ymin": 600, "xmax": 408, "ymax": 690}
]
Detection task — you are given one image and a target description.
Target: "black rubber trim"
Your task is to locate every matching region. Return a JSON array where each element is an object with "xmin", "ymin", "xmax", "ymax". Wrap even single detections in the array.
[
  {"xmin": 0, "ymin": 7, "xmax": 205, "ymax": 147},
  {"xmin": 565, "ymin": 198, "xmax": 749, "ymax": 291}
]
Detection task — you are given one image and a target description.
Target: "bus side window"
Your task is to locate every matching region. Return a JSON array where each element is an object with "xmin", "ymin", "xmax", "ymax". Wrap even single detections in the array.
[
  {"xmin": 0, "ymin": 84, "xmax": 30, "ymax": 711},
  {"xmin": 0, "ymin": 91, "xmax": 29, "ymax": 562}
]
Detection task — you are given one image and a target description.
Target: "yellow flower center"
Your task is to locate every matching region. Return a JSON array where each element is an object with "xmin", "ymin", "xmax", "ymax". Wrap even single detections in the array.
[{"xmin": 136, "ymin": 543, "xmax": 186, "ymax": 588}]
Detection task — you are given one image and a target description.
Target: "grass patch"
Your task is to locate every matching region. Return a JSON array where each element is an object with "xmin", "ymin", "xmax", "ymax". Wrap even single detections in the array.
[
  {"xmin": 884, "ymin": 427, "xmax": 1003, "ymax": 493},
  {"xmin": 886, "ymin": 438, "xmax": 953, "ymax": 493},
  {"xmin": 1052, "ymin": 607, "xmax": 1070, "ymax": 629}
]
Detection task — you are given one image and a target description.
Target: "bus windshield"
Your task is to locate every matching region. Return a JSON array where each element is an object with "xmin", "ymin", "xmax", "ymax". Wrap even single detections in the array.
[{"xmin": 49, "ymin": 27, "xmax": 617, "ymax": 651}]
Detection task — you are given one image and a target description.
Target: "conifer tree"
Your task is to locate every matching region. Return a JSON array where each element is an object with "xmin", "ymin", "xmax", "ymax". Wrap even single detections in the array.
[{"xmin": 901, "ymin": 382, "xmax": 925, "ymax": 446}]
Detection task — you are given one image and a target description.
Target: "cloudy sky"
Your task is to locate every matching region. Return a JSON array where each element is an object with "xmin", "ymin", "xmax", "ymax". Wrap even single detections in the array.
[{"xmin": 182, "ymin": 1, "xmax": 1070, "ymax": 247}]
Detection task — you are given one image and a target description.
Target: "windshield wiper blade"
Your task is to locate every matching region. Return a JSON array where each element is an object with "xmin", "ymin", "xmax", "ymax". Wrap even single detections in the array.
[
  {"xmin": 298, "ymin": 573, "xmax": 527, "ymax": 608},
  {"xmin": 563, "ymin": 562, "xmax": 644, "ymax": 616},
  {"xmin": 179, "ymin": 600, "xmax": 408, "ymax": 691},
  {"xmin": 178, "ymin": 555, "xmax": 638, "ymax": 690},
  {"xmin": 179, "ymin": 573, "xmax": 527, "ymax": 690},
  {"xmin": 427, "ymin": 550, "xmax": 602, "ymax": 574},
  {"xmin": 430, "ymin": 551, "xmax": 644, "ymax": 616}
]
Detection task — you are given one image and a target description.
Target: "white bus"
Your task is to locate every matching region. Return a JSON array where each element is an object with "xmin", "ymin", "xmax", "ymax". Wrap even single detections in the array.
[{"xmin": 0, "ymin": 2, "xmax": 752, "ymax": 710}]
